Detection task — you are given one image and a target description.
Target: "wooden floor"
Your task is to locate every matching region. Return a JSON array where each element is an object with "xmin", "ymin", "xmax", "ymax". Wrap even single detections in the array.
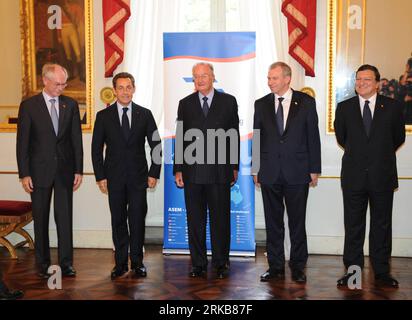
[{"xmin": 1, "ymin": 245, "xmax": 411, "ymax": 300}]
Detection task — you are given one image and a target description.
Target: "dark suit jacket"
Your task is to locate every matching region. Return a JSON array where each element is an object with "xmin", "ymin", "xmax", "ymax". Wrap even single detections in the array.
[
  {"xmin": 334, "ymin": 94, "xmax": 405, "ymax": 191},
  {"xmin": 173, "ymin": 89, "xmax": 239, "ymax": 184},
  {"xmin": 253, "ymin": 90, "xmax": 321, "ymax": 185},
  {"xmin": 91, "ymin": 102, "xmax": 161, "ymax": 189},
  {"xmin": 16, "ymin": 93, "xmax": 83, "ymax": 188}
]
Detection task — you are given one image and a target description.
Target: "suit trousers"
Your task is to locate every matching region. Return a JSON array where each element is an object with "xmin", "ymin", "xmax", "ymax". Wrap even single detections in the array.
[
  {"xmin": 184, "ymin": 182, "xmax": 231, "ymax": 269},
  {"xmin": 0, "ymin": 281, "xmax": 6, "ymax": 293},
  {"xmin": 261, "ymin": 177, "xmax": 309, "ymax": 271},
  {"xmin": 31, "ymin": 173, "xmax": 73, "ymax": 269},
  {"xmin": 0, "ymin": 269, "xmax": 5, "ymax": 293},
  {"xmin": 108, "ymin": 183, "xmax": 147, "ymax": 269},
  {"xmin": 342, "ymin": 188, "xmax": 394, "ymax": 275}
]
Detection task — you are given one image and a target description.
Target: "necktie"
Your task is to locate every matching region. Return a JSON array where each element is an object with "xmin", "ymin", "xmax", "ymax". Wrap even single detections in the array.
[
  {"xmin": 363, "ymin": 100, "xmax": 372, "ymax": 137},
  {"xmin": 276, "ymin": 97, "xmax": 284, "ymax": 136},
  {"xmin": 122, "ymin": 107, "xmax": 130, "ymax": 140},
  {"xmin": 50, "ymin": 98, "xmax": 58, "ymax": 135},
  {"xmin": 202, "ymin": 96, "xmax": 209, "ymax": 117}
]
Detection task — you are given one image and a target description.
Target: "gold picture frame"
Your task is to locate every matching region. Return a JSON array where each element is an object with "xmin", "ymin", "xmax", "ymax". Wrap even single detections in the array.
[
  {"xmin": 327, "ymin": 0, "xmax": 412, "ymax": 134},
  {"xmin": 0, "ymin": 0, "xmax": 94, "ymax": 132}
]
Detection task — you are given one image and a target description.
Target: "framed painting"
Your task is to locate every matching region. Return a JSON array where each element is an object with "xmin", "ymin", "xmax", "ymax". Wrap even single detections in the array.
[
  {"xmin": 0, "ymin": 0, "xmax": 94, "ymax": 132},
  {"xmin": 327, "ymin": 0, "xmax": 412, "ymax": 134}
]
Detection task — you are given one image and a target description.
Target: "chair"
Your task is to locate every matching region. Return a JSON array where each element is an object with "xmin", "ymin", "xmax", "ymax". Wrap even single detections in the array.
[{"xmin": 0, "ymin": 200, "xmax": 34, "ymax": 259}]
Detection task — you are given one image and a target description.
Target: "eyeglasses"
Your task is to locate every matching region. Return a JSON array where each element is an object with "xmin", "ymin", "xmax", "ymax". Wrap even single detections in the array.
[
  {"xmin": 48, "ymin": 80, "xmax": 67, "ymax": 88},
  {"xmin": 54, "ymin": 82, "xmax": 67, "ymax": 88},
  {"xmin": 193, "ymin": 74, "xmax": 211, "ymax": 81}
]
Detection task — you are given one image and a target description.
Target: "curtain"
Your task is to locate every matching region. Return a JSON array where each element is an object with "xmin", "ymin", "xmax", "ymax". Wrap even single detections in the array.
[
  {"xmin": 118, "ymin": 0, "xmax": 305, "ymax": 134},
  {"xmin": 272, "ymin": 0, "xmax": 306, "ymax": 90},
  {"xmin": 116, "ymin": 0, "xmax": 183, "ymax": 135}
]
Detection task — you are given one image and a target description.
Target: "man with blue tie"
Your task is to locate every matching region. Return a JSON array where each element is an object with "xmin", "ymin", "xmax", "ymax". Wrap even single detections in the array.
[
  {"xmin": 16, "ymin": 63, "xmax": 83, "ymax": 279},
  {"xmin": 174, "ymin": 63, "xmax": 239, "ymax": 279},
  {"xmin": 92, "ymin": 72, "xmax": 161, "ymax": 279},
  {"xmin": 334, "ymin": 64, "xmax": 405, "ymax": 288},
  {"xmin": 252, "ymin": 62, "xmax": 321, "ymax": 284}
]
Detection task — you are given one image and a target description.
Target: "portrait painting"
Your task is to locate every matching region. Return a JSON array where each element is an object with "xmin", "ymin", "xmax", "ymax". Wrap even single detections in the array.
[
  {"xmin": 1, "ymin": 0, "xmax": 95, "ymax": 132},
  {"xmin": 327, "ymin": 0, "xmax": 412, "ymax": 133}
]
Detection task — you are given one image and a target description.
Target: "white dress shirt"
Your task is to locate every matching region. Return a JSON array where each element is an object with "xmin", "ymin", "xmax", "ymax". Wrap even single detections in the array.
[
  {"xmin": 198, "ymin": 90, "xmax": 215, "ymax": 109},
  {"xmin": 42, "ymin": 90, "xmax": 60, "ymax": 118},
  {"xmin": 359, "ymin": 93, "xmax": 377, "ymax": 118},
  {"xmin": 117, "ymin": 102, "xmax": 132, "ymax": 125}
]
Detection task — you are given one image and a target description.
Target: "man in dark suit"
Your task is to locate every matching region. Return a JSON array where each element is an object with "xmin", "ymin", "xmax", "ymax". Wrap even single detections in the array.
[
  {"xmin": 92, "ymin": 72, "xmax": 161, "ymax": 280},
  {"xmin": 174, "ymin": 62, "xmax": 239, "ymax": 279},
  {"xmin": 16, "ymin": 63, "xmax": 83, "ymax": 278},
  {"xmin": 252, "ymin": 62, "xmax": 321, "ymax": 284},
  {"xmin": 334, "ymin": 64, "xmax": 405, "ymax": 288},
  {"xmin": 0, "ymin": 269, "xmax": 23, "ymax": 300}
]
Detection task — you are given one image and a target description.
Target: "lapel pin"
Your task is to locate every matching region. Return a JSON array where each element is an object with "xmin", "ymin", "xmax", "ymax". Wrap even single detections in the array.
[
  {"xmin": 62, "ymin": 104, "xmax": 66, "ymax": 109},
  {"xmin": 380, "ymin": 104, "xmax": 384, "ymax": 108}
]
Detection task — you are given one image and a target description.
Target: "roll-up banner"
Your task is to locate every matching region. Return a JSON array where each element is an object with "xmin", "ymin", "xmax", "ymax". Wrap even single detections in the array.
[{"xmin": 163, "ymin": 32, "xmax": 256, "ymax": 256}]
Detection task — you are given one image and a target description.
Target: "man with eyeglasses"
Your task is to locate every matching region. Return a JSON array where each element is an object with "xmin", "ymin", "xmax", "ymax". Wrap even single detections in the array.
[
  {"xmin": 174, "ymin": 62, "xmax": 239, "ymax": 279},
  {"xmin": 16, "ymin": 63, "xmax": 83, "ymax": 279},
  {"xmin": 334, "ymin": 64, "xmax": 405, "ymax": 288}
]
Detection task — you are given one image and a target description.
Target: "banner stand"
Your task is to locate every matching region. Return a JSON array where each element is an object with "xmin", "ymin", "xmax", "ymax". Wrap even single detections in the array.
[{"xmin": 163, "ymin": 32, "xmax": 256, "ymax": 257}]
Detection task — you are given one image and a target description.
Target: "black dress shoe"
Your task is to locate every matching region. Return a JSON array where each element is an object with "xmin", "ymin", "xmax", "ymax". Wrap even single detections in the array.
[
  {"xmin": 0, "ymin": 289, "xmax": 24, "ymax": 300},
  {"xmin": 62, "ymin": 266, "xmax": 77, "ymax": 277},
  {"xmin": 375, "ymin": 273, "xmax": 399, "ymax": 288},
  {"xmin": 132, "ymin": 265, "xmax": 147, "ymax": 278},
  {"xmin": 38, "ymin": 267, "xmax": 51, "ymax": 279},
  {"xmin": 216, "ymin": 265, "xmax": 229, "ymax": 279},
  {"xmin": 110, "ymin": 266, "xmax": 128, "ymax": 280},
  {"xmin": 189, "ymin": 266, "xmax": 207, "ymax": 278},
  {"xmin": 291, "ymin": 269, "xmax": 307, "ymax": 283},
  {"xmin": 337, "ymin": 272, "xmax": 355, "ymax": 287},
  {"xmin": 260, "ymin": 269, "xmax": 285, "ymax": 282}
]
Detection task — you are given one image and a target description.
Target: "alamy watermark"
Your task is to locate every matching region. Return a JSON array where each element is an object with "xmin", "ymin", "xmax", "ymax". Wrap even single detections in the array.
[
  {"xmin": 347, "ymin": 265, "xmax": 362, "ymax": 290},
  {"xmin": 47, "ymin": 5, "xmax": 63, "ymax": 30},
  {"xmin": 47, "ymin": 265, "xmax": 62, "ymax": 290},
  {"xmin": 148, "ymin": 123, "xmax": 261, "ymax": 176}
]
